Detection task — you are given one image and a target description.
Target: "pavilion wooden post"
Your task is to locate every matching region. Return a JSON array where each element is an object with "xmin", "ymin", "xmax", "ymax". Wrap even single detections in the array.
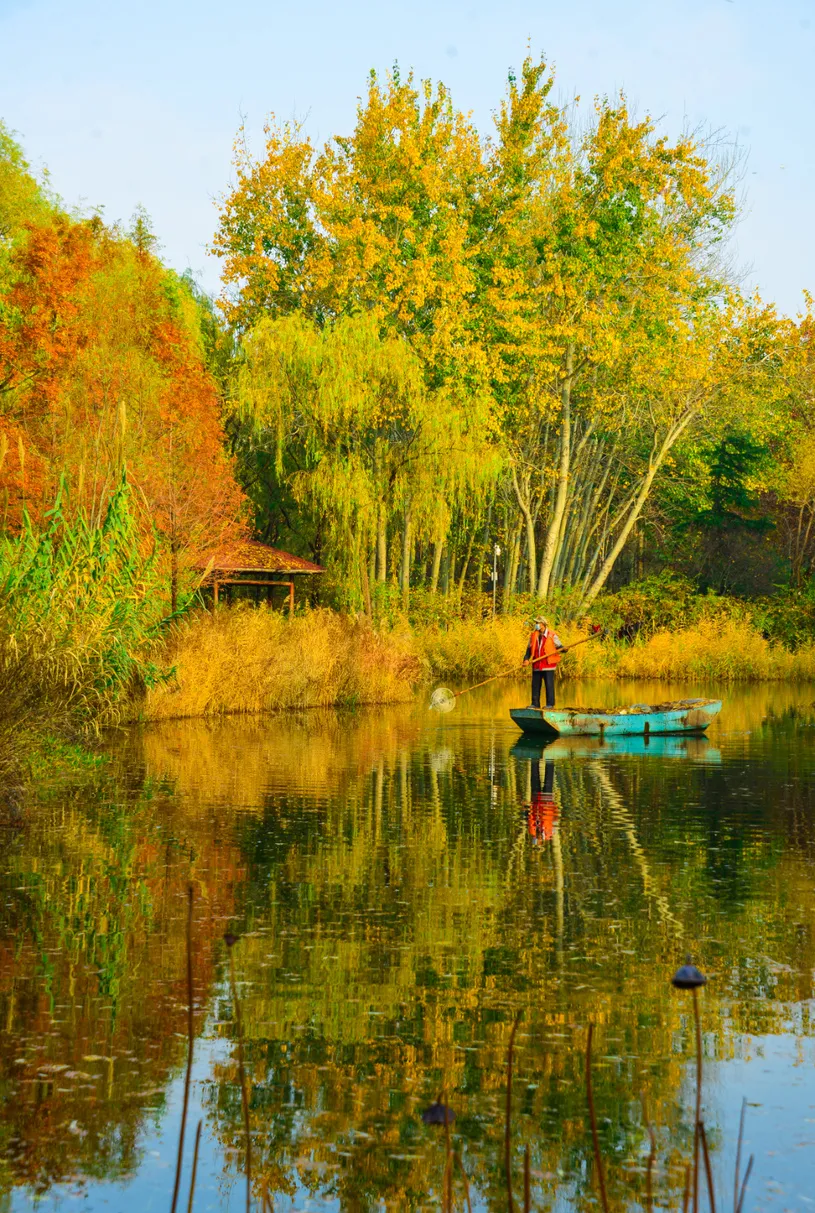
[{"xmin": 287, "ymin": 581, "xmax": 294, "ymax": 615}]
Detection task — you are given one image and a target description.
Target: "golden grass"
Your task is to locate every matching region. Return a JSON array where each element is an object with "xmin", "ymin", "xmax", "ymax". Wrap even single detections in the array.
[
  {"xmin": 140, "ymin": 606, "xmax": 422, "ymax": 721},
  {"xmin": 615, "ymin": 617, "xmax": 815, "ymax": 682},
  {"xmin": 414, "ymin": 616, "xmax": 616, "ymax": 682},
  {"xmin": 415, "ymin": 617, "xmax": 525, "ymax": 682},
  {"xmin": 413, "ymin": 615, "xmax": 815, "ymax": 684},
  {"xmin": 140, "ymin": 609, "xmax": 815, "ymax": 724}
]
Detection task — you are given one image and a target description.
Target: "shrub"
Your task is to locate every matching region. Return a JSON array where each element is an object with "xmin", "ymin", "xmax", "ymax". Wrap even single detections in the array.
[{"xmin": 750, "ymin": 585, "xmax": 815, "ymax": 649}]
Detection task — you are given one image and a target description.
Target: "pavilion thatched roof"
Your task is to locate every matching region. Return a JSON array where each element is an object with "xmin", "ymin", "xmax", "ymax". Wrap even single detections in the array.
[{"xmin": 197, "ymin": 539, "xmax": 324, "ymax": 577}]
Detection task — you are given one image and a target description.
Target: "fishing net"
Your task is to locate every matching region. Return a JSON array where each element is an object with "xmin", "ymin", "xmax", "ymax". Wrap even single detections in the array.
[{"xmin": 428, "ymin": 686, "xmax": 456, "ymax": 712}]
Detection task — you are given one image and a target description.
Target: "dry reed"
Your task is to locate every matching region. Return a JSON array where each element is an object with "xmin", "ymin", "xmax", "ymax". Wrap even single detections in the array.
[
  {"xmin": 586, "ymin": 1024, "xmax": 611, "ymax": 1213},
  {"xmin": 700, "ymin": 1122, "xmax": 717, "ymax": 1213},
  {"xmin": 415, "ymin": 614, "xmax": 815, "ymax": 684},
  {"xmin": 505, "ymin": 1011, "xmax": 523, "ymax": 1213},
  {"xmin": 186, "ymin": 1121, "xmax": 202, "ymax": 1213},
  {"xmin": 170, "ymin": 885, "xmax": 195, "ymax": 1213},
  {"xmin": 141, "ymin": 606, "xmax": 422, "ymax": 720},
  {"xmin": 616, "ymin": 618, "xmax": 815, "ymax": 682},
  {"xmin": 141, "ymin": 608, "xmax": 815, "ymax": 727},
  {"xmin": 226, "ymin": 936, "xmax": 253, "ymax": 1213}
]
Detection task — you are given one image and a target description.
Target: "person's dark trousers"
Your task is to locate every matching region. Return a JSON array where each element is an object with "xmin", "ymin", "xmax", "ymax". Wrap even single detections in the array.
[
  {"xmin": 532, "ymin": 669, "xmax": 556, "ymax": 708},
  {"xmin": 543, "ymin": 759, "xmax": 555, "ymax": 795}
]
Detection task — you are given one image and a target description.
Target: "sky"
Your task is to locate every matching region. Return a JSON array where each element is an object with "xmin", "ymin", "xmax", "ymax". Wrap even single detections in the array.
[{"xmin": 0, "ymin": 0, "xmax": 812, "ymax": 316}]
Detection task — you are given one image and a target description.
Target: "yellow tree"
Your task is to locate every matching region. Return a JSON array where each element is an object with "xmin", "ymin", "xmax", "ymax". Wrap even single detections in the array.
[
  {"xmin": 215, "ymin": 69, "xmax": 487, "ymax": 381},
  {"xmin": 579, "ymin": 292, "xmax": 788, "ymax": 605},
  {"xmin": 485, "ymin": 85, "xmax": 740, "ymax": 598},
  {"xmin": 768, "ymin": 302, "xmax": 815, "ymax": 586},
  {"xmin": 216, "ymin": 59, "xmax": 780, "ymax": 608}
]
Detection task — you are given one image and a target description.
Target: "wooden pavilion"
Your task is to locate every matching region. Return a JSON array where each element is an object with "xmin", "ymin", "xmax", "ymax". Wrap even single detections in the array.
[{"xmin": 196, "ymin": 539, "xmax": 324, "ymax": 613}]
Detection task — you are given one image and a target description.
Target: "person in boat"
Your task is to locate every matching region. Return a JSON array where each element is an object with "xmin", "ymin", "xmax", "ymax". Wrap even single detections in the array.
[
  {"xmin": 524, "ymin": 616, "xmax": 564, "ymax": 709},
  {"xmin": 526, "ymin": 759, "xmax": 559, "ymax": 844}
]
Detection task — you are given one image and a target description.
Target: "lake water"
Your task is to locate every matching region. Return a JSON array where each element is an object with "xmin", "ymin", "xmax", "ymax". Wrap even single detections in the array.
[{"xmin": 3, "ymin": 680, "xmax": 815, "ymax": 1211}]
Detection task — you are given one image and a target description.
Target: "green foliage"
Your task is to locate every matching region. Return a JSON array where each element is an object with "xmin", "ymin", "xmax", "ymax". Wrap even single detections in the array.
[
  {"xmin": 0, "ymin": 121, "xmax": 53, "ymax": 250},
  {"xmin": 589, "ymin": 573, "xmax": 707, "ymax": 637},
  {"xmin": 751, "ymin": 584, "xmax": 815, "ymax": 650},
  {"xmin": 24, "ymin": 735, "xmax": 110, "ymax": 784},
  {"xmin": 238, "ymin": 313, "xmax": 497, "ymax": 606},
  {"xmin": 0, "ymin": 476, "xmax": 171, "ymax": 778}
]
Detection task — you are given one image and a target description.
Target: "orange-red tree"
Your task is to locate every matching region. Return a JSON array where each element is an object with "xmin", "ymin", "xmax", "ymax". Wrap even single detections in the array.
[{"xmin": 0, "ymin": 138, "xmax": 245, "ymax": 604}]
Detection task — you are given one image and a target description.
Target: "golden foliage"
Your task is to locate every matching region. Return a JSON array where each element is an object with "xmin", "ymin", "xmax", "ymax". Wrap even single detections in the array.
[{"xmin": 141, "ymin": 606, "xmax": 422, "ymax": 719}]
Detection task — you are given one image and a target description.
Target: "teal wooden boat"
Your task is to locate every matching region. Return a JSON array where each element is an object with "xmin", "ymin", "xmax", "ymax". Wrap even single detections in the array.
[
  {"xmin": 510, "ymin": 734, "xmax": 721, "ymax": 762},
  {"xmin": 510, "ymin": 698, "xmax": 722, "ymax": 739}
]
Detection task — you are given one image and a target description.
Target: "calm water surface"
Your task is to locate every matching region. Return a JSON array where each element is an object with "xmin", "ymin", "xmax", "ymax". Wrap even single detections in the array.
[{"xmin": 3, "ymin": 680, "xmax": 815, "ymax": 1210}]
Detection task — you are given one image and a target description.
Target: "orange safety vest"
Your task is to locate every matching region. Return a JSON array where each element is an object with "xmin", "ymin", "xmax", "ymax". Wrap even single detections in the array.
[
  {"xmin": 528, "ymin": 795, "xmax": 560, "ymax": 843},
  {"xmin": 529, "ymin": 628, "xmax": 562, "ymax": 671}
]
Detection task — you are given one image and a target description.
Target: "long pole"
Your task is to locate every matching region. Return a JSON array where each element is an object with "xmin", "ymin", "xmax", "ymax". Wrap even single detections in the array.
[
  {"xmin": 170, "ymin": 886, "xmax": 195, "ymax": 1213},
  {"xmin": 492, "ymin": 547, "xmax": 497, "ymax": 618},
  {"xmin": 450, "ymin": 630, "xmax": 604, "ymax": 702},
  {"xmin": 693, "ymin": 987, "xmax": 702, "ymax": 1213}
]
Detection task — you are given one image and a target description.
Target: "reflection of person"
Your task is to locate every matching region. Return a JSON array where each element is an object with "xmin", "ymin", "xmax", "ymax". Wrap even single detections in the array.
[
  {"xmin": 527, "ymin": 759, "xmax": 559, "ymax": 844},
  {"xmin": 523, "ymin": 617, "xmax": 564, "ymax": 709}
]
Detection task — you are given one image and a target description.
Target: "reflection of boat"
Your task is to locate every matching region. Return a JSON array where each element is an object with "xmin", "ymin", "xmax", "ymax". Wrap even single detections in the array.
[
  {"xmin": 510, "ymin": 698, "xmax": 722, "ymax": 738},
  {"xmin": 510, "ymin": 734, "xmax": 721, "ymax": 762}
]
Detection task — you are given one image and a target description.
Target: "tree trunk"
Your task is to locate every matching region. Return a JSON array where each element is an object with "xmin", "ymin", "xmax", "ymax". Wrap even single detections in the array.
[
  {"xmin": 360, "ymin": 543, "xmax": 372, "ymax": 618},
  {"xmin": 511, "ymin": 466, "xmax": 537, "ymax": 593},
  {"xmin": 400, "ymin": 506, "xmax": 412, "ymax": 610},
  {"xmin": 445, "ymin": 546, "xmax": 456, "ymax": 596},
  {"xmin": 481, "ymin": 502, "xmax": 492, "ymax": 592},
  {"xmin": 567, "ymin": 459, "xmax": 612, "ymax": 586},
  {"xmin": 581, "ymin": 418, "xmax": 690, "ymax": 606},
  {"xmin": 431, "ymin": 540, "xmax": 444, "ymax": 592},
  {"xmin": 376, "ymin": 507, "xmax": 387, "ymax": 583},
  {"xmin": 537, "ymin": 342, "xmax": 574, "ymax": 598},
  {"xmin": 636, "ymin": 523, "xmax": 645, "ymax": 580},
  {"xmin": 458, "ymin": 528, "xmax": 476, "ymax": 595},
  {"xmin": 503, "ymin": 523, "xmax": 522, "ymax": 612},
  {"xmin": 170, "ymin": 538, "xmax": 178, "ymax": 615}
]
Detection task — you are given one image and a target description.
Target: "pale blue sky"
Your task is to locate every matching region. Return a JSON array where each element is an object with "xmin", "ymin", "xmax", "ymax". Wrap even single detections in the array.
[{"xmin": 0, "ymin": 0, "xmax": 812, "ymax": 315}]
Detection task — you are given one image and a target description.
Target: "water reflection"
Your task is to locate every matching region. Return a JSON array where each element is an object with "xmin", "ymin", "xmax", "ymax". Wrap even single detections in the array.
[
  {"xmin": 523, "ymin": 760, "xmax": 559, "ymax": 846},
  {"xmin": 2, "ymin": 681, "xmax": 815, "ymax": 1209}
]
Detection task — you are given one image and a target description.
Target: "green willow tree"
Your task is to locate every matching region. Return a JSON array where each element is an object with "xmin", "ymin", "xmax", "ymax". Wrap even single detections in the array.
[{"xmin": 238, "ymin": 313, "xmax": 496, "ymax": 609}]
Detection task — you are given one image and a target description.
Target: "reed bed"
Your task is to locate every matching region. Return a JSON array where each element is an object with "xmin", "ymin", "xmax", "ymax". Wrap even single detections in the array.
[
  {"xmin": 141, "ymin": 606, "xmax": 422, "ymax": 720},
  {"xmin": 414, "ymin": 615, "xmax": 815, "ymax": 684},
  {"xmin": 615, "ymin": 617, "xmax": 815, "ymax": 682},
  {"xmin": 0, "ymin": 480, "xmax": 166, "ymax": 779},
  {"xmin": 142, "ymin": 611, "xmax": 815, "ymax": 726}
]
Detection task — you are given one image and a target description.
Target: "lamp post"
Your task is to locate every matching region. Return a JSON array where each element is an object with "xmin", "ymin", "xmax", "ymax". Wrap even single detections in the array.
[{"xmin": 492, "ymin": 544, "xmax": 501, "ymax": 618}]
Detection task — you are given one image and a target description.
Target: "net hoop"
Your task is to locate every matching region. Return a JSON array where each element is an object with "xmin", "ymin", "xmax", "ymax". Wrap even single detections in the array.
[{"xmin": 429, "ymin": 686, "xmax": 456, "ymax": 713}]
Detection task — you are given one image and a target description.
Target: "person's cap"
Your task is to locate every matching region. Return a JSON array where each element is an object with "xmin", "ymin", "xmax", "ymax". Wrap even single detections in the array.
[{"xmin": 534, "ymin": 616, "xmax": 549, "ymax": 626}]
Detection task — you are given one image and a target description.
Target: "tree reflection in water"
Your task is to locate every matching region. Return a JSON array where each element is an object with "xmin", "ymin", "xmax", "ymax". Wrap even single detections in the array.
[{"xmin": 1, "ymin": 680, "xmax": 815, "ymax": 1209}]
